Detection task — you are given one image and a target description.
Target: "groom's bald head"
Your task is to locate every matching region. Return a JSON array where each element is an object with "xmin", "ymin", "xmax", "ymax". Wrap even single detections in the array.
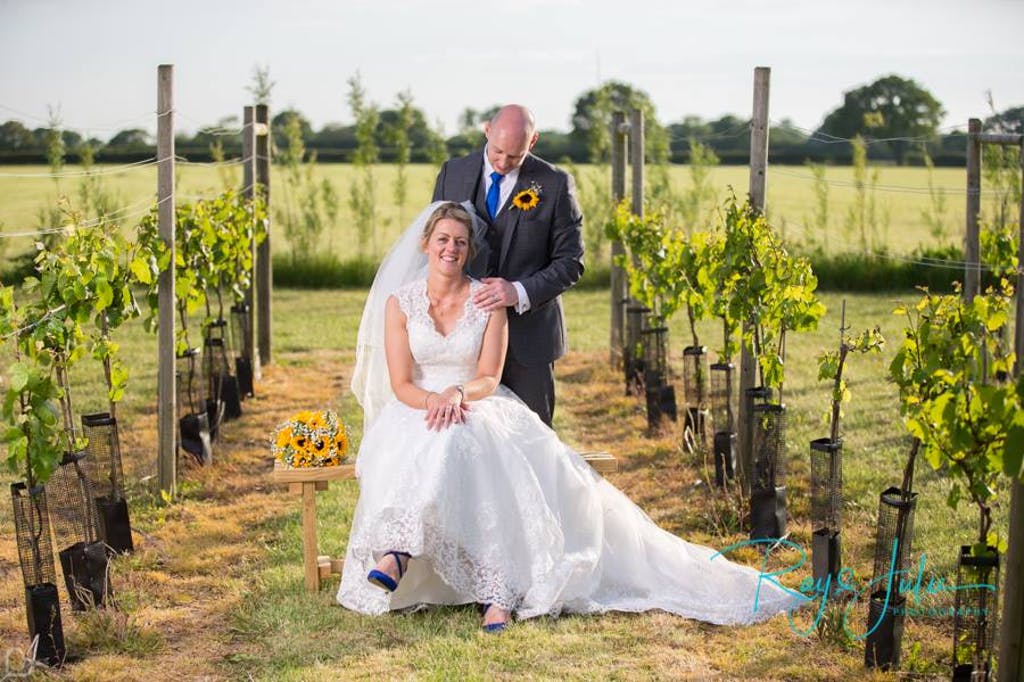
[{"xmin": 484, "ymin": 105, "xmax": 539, "ymax": 175}]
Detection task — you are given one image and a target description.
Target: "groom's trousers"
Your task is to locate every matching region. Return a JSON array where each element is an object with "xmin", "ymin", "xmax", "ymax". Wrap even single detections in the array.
[{"xmin": 501, "ymin": 357, "xmax": 555, "ymax": 427}]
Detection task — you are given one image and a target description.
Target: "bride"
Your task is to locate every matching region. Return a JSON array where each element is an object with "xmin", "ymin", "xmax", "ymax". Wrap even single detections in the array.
[{"xmin": 337, "ymin": 201, "xmax": 806, "ymax": 632}]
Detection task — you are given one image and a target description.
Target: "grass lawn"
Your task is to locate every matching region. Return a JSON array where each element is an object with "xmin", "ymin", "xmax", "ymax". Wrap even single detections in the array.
[
  {"xmin": 0, "ymin": 284, "xmax": 1011, "ymax": 680},
  {"xmin": 0, "ymin": 162, "xmax": 972, "ymax": 270}
]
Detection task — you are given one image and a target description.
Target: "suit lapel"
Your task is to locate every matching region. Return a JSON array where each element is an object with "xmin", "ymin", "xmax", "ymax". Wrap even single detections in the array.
[
  {"xmin": 461, "ymin": 153, "xmax": 487, "ymax": 221},
  {"xmin": 498, "ymin": 156, "xmax": 537, "ymax": 271}
]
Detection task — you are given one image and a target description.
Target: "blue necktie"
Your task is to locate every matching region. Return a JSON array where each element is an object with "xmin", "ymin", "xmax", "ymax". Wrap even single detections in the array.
[{"xmin": 486, "ymin": 171, "xmax": 503, "ymax": 219}]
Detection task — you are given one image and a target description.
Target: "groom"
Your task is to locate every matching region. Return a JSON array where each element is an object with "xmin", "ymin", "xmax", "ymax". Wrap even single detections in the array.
[{"xmin": 432, "ymin": 104, "xmax": 584, "ymax": 426}]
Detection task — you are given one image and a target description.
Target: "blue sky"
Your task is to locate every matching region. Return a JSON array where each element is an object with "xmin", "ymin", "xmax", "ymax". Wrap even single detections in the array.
[{"xmin": 1, "ymin": 0, "xmax": 1022, "ymax": 138}]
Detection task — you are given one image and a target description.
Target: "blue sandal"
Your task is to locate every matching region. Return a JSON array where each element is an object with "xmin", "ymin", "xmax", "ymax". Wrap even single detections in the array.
[
  {"xmin": 480, "ymin": 603, "xmax": 510, "ymax": 633},
  {"xmin": 367, "ymin": 551, "xmax": 410, "ymax": 593}
]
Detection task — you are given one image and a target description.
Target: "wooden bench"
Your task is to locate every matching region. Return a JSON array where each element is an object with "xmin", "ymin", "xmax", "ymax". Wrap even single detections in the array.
[
  {"xmin": 271, "ymin": 462, "xmax": 355, "ymax": 591},
  {"xmin": 272, "ymin": 450, "xmax": 617, "ymax": 592}
]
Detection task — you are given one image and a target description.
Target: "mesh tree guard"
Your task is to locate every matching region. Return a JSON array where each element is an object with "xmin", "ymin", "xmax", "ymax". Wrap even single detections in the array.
[
  {"xmin": 204, "ymin": 317, "xmax": 242, "ymax": 421},
  {"xmin": 952, "ymin": 546, "xmax": 1000, "ymax": 681},
  {"xmin": 864, "ymin": 486, "xmax": 918, "ymax": 670},
  {"xmin": 623, "ymin": 304, "xmax": 649, "ymax": 396},
  {"xmin": 681, "ymin": 346, "xmax": 710, "ymax": 453},
  {"xmin": 709, "ymin": 362, "xmax": 736, "ymax": 487},
  {"xmin": 810, "ymin": 438, "xmax": 843, "ymax": 594},
  {"xmin": 80, "ymin": 413, "xmax": 133, "ymax": 554},
  {"xmin": 177, "ymin": 347, "xmax": 212, "ymax": 466},
  {"xmin": 230, "ymin": 303, "xmax": 254, "ymax": 397},
  {"xmin": 749, "ymin": 401, "xmax": 787, "ymax": 539},
  {"xmin": 11, "ymin": 483, "xmax": 66, "ymax": 666},
  {"xmin": 641, "ymin": 326, "xmax": 677, "ymax": 429},
  {"xmin": 47, "ymin": 451, "xmax": 110, "ymax": 611}
]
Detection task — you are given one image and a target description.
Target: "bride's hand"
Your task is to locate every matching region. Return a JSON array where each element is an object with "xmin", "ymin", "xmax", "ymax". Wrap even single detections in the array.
[{"xmin": 424, "ymin": 387, "xmax": 468, "ymax": 431}]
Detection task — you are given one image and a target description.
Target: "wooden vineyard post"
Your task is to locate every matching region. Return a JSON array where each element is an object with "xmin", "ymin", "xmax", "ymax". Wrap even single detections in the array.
[
  {"xmin": 241, "ymin": 106, "xmax": 257, "ymax": 371},
  {"xmin": 610, "ymin": 110, "xmax": 628, "ymax": 367},
  {"xmin": 255, "ymin": 104, "xmax": 272, "ymax": 373},
  {"xmin": 156, "ymin": 64, "xmax": 176, "ymax": 498},
  {"xmin": 630, "ymin": 109, "xmax": 644, "ymax": 220},
  {"xmin": 738, "ymin": 66, "xmax": 770, "ymax": 495},
  {"xmin": 997, "ymin": 131, "xmax": 1024, "ymax": 682},
  {"xmin": 964, "ymin": 118, "xmax": 982, "ymax": 302}
]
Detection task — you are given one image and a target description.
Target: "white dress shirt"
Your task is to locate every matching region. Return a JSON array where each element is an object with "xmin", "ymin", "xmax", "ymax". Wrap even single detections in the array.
[{"xmin": 482, "ymin": 147, "xmax": 531, "ymax": 313}]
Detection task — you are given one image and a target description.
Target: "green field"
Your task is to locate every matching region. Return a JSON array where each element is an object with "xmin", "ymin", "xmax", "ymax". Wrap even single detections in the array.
[{"xmin": 0, "ymin": 162, "xmax": 970, "ymax": 269}]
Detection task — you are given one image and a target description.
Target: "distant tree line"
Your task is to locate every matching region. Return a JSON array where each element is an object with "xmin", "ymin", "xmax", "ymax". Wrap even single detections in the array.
[{"xmin": 2, "ymin": 75, "xmax": 1021, "ymax": 166}]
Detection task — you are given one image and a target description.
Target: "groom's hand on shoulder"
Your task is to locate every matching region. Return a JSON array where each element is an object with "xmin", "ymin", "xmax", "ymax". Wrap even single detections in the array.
[{"xmin": 475, "ymin": 278, "xmax": 517, "ymax": 312}]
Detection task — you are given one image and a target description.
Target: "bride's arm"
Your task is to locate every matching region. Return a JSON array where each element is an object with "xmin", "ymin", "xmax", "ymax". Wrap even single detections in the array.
[
  {"xmin": 384, "ymin": 295, "xmax": 435, "ymax": 410},
  {"xmin": 461, "ymin": 307, "xmax": 508, "ymax": 402}
]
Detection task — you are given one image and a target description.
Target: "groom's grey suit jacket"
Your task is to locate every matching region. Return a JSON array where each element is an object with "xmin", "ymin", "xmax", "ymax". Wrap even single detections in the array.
[{"xmin": 432, "ymin": 150, "xmax": 584, "ymax": 367}]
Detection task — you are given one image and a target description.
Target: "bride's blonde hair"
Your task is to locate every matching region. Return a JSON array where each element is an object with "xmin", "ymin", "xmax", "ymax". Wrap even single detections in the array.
[{"xmin": 421, "ymin": 202, "xmax": 477, "ymax": 260}]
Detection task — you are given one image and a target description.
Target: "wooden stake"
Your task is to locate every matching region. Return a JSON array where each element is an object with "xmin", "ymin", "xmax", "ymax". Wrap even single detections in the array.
[
  {"xmin": 610, "ymin": 110, "xmax": 627, "ymax": 367},
  {"xmin": 302, "ymin": 482, "xmax": 318, "ymax": 591},
  {"xmin": 241, "ymin": 106, "xmax": 257, "ymax": 369},
  {"xmin": 739, "ymin": 66, "xmax": 771, "ymax": 496},
  {"xmin": 630, "ymin": 109, "xmax": 644, "ymax": 219},
  {"xmin": 156, "ymin": 64, "xmax": 176, "ymax": 498},
  {"xmin": 997, "ymin": 138, "xmax": 1024, "ymax": 681},
  {"xmin": 965, "ymin": 118, "xmax": 982, "ymax": 302},
  {"xmin": 255, "ymin": 104, "xmax": 272, "ymax": 372}
]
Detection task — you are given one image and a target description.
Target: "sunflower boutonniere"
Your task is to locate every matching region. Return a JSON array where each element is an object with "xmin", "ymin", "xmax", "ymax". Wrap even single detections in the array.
[{"xmin": 511, "ymin": 182, "xmax": 542, "ymax": 212}]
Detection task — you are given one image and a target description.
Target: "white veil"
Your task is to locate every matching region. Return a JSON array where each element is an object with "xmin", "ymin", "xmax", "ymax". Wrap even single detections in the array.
[{"xmin": 351, "ymin": 200, "xmax": 486, "ymax": 430}]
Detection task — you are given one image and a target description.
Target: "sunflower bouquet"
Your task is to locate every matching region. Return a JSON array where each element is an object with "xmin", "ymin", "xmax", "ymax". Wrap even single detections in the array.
[{"xmin": 272, "ymin": 409, "xmax": 349, "ymax": 468}]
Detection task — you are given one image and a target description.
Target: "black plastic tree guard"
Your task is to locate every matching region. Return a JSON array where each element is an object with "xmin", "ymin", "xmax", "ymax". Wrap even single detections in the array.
[
  {"xmin": 864, "ymin": 486, "xmax": 918, "ymax": 671},
  {"xmin": 810, "ymin": 437, "xmax": 843, "ymax": 595},
  {"xmin": 80, "ymin": 413, "xmax": 133, "ymax": 554},
  {"xmin": 749, "ymin": 400, "xmax": 787, "ymax": 540},
  {"xmin": 623, "ymin": 303, "xmax": 649, "ymax": 397},
  {"xmin": 230, "ymin": 303, "xmax": 254, "ymax": 398},
  {"xmin": 202, "ymin": 321, "xmax": 236, "ymax": 435},
  {"xmin": 952, "ymin": 545, "xmax": 1000, "ymax": 681},
  {"xmin": 641, "ymin": 325, "xmax": 677, "ymax": 429},
  {"xmin": 681, "ymin": 346, "xmax": 710, "ymax": 453},
  {"xmin": 201, "ymin": 327, "xmax": 223, "ymax": 440},
  {"xmin": 709, "ymin": 362, "xmax": 736, "ymax": 487},
  {"xmin": 47, "ymin": 452, "xmax": 110, "ymax": 611},
  {"xmin": 177, "ymin": 347, "xmax": 212, "ymax": 466},
  {"xmin": 12, "ymin": 483, "xmax": 66, "ymax": 666},
  {"xmin": 865, "ymin": 593, "xmax": 907, "ymax": 671}
]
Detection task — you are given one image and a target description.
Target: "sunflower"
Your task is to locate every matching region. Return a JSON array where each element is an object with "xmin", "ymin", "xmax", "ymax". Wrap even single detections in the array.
[
  {"xmin": 511, "ymin": 187, "xmax": 540, "ymax": 211},
  {"xmin": 334, "ymin": 430, "xmax": 349, "ymax": 456}
]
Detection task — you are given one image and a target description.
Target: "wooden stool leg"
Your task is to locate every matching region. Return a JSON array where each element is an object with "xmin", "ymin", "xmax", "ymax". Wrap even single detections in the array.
[{"xmin": 302, "ymin": 481, "xmax": 319, "ymax": 591}]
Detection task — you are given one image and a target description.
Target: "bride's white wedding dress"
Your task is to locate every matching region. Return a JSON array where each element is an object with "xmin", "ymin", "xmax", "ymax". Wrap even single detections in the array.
[{"xmin": 337, "ymin": 278, "xmax": 805, "ymax": 624}]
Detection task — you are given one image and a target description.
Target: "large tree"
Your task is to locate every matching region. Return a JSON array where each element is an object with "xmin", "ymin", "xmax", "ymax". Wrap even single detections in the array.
[
  {"xmin": 271, "ymin": 109, "xmax": 313, "ymax": 149},
  {"xmin": 817, "ymin": 74, "xmax": 945, "ymax": 164},
  {"xmin": 984, "ymin": 105, "xmax": 1024, "ymax": 135},
  {"xmin": 0, "ymin": 120, "xmax": 35, "ymax": 150},
  {"xmin": 376, "ymin": 105, "xmax": 446, "ymax": 162},
  {"xmin": 570, "ymin": 81, "xmax": 668, "ymax": 163},
  {"xmin": 107, "ymin": 128, "xmax": 151, "ymax": 148}
]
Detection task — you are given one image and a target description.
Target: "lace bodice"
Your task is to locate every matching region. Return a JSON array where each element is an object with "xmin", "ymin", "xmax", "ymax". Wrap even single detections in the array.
[{"xmin": 394, "ymin": 279, "xmax": 489, "ymax": 392}]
